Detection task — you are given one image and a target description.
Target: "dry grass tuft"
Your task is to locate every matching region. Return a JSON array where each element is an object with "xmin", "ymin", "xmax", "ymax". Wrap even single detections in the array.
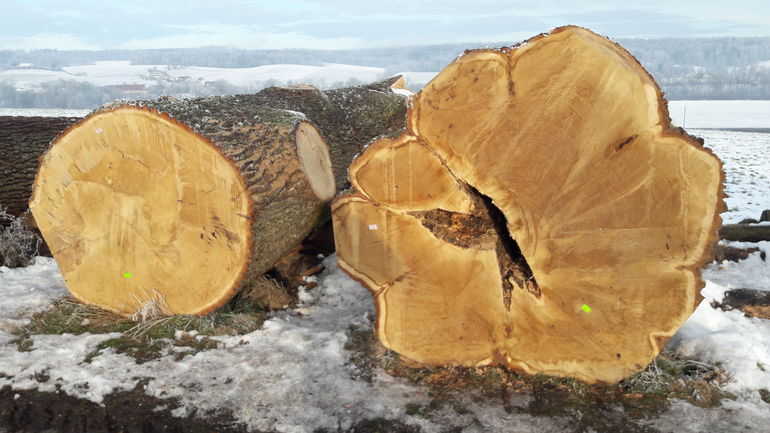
[{"xmin": 0, "ymin": 207, "xmax": 41, "ymax": 268}]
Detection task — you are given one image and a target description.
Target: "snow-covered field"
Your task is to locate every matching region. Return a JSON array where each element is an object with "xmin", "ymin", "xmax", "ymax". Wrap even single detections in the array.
[
  {"xmin": 0, "ymin": 108, "xmax": 90, "ymax": 117},
  {"xmin": 1, "ymin": 125, "xmax": 770, "ymax": 431},
  {"xmin": 0, "ymin": 61, "xmax": 435, "ymax": 91},
  {"xmin": 669, "ymin": 100, "xmax": 770, "ymax": 130}
]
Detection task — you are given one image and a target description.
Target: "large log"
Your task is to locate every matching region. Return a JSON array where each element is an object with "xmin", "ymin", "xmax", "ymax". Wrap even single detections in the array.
[
  {"xmin": 719, "ymin": 224, "xmax": 770, "ymax": 242},
  {"xmin": 0, "ymin": 116, "xmax": 79, "ymax": 217},
  {"xmin": 29, "ymin": 76, "xmax": 405, "ymax": 316},
  {"xmin": 31, "ymin": 102, "xmax": 334, "ymax": 315},
  {"xmin": 332, "ymin": 26, "xmax": 725, "ymax": 383}
]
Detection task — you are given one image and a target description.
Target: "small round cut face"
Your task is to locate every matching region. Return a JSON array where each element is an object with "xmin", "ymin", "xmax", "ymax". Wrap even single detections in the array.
[{"xmin": 332, "ymin": 26, "xmax": 724, "ymax": 383}]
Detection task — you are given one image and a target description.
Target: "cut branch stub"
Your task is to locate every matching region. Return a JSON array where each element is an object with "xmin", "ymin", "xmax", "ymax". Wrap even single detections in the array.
[
  {"xmin": 332, "ymin": 26, "xmax": 725, "ymax": 383},
  {"xmin": 30, "ymin": 103, "xmax": 334, "ymax": 316}
]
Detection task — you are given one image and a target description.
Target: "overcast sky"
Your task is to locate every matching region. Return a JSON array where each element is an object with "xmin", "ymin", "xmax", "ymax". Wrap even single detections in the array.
[{"xmin": 2, "ymin": 0, "xmax": 770, "ymax": 50}]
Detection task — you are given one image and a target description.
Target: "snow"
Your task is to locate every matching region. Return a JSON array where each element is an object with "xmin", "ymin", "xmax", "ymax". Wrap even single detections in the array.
[
  {"xmin": 0, "ymin": 107, "xmax": 89, "ymax": 117},
  {"xmin": 0, "ymin": 257, "xmax": 67, "ymax": 331},
  {"xmin": 669, "ymin": 100, "xmax": 770, "ymax": 130},
  {"xmin": 0, "ymin": 61, "xmax": 422, "ymax": 91},
  {"xmin": 693, "ymin": 129, "xmax": 770, "ymax": 223},
  {"xmin": 700, "ymin": 241, "xmax": 770, "ymax": 290}
]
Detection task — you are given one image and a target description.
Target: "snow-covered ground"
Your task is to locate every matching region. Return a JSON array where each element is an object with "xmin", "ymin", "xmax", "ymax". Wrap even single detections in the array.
[
  {"xmin": 0, "ymin": 61, "xmax": 427, "ymax": 91},
  {"xmin": 669, "ymin": 100, "xmax": 770, "ymax": 130},
  {"xmin": 691, "ymin": 129, "xmax": 770, "ymax": 224},
  {"xmin": 1, "ymin": 128, "xmax": 769, "ymax": 431},
  {"xmin": 0, "ymin": 108, "xmax": 90, "ymax": 117}
]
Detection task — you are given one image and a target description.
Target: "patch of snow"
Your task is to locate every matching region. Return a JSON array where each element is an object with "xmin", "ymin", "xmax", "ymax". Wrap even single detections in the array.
[
  {"xmin": 702, "ymin": 241, "xmax": 770, "ymax": 290},
  {"xmin": 695, "ymin": 129, "xmax": 770, "ymax": 223},
  {"xmin": 391, "ymin": 87, "xmax": 414, "ymax": 97},
  {"xmin": 0, "ymin": 257, "xmax": 68, "ymax": 331},
  {"xmin": 671, "ymin": 279, "xmax": 770, "ymax": 395},
  {"xmin": 0, "ymin": 61, "xmax": 412, "ymax": 91},
  {"xmin": 0, "ymin": 332, "xmax": 128, "ymax": 403},
  {"xmin": 669, "ymin": 100, "xmax": 770, "ymax": 129},
  {"xmin": 0, "ymin": 108, "xmax": 89, "ymax": 117},
  {"xmin": 645, "ymin": 398, "xmax": 770, "ymax": 432}
]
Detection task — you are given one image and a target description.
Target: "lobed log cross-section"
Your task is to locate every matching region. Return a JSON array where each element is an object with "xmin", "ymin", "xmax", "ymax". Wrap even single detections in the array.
[{"xmin": 332, "ymin": 26, "xmax": 725, "ymax": 383}]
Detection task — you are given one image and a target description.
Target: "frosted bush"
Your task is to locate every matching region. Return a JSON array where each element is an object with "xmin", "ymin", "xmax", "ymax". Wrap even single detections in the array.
[{"xmin": 0, "ymin": 206, "xmax": 40, "ymax": 268}]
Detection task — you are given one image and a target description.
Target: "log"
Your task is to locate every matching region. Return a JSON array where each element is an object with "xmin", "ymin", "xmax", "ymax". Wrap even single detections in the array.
[
  {"xmin": 332, "ymin": 26, "xmax": 725, "ymax": 383},
  {"xmin": 30, "ymin": 101, "xmax": 337, "ymax": 316},
  {"xmin": 248, "ymin": 77, "xmax": 408, "ymax": 190},
  {"xmin": 26, "ymin": 80, "xmax": 406, "ymax": 316},
  {"xmin": 712, "ymin": 288, "xmax": 770, "ymax": 320},
  {"xmin": 719, "ymin": 224, "xmax": 770, "ymax": 242},
  {"xmin": 0, "ymin": 116, "xmax": 79, "ymax": 217}
]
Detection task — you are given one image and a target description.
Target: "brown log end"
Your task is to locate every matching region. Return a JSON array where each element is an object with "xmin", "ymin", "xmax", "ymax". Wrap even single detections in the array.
[
  {"xmin": 29, "ymin": 106, "xmax": 333, "ymax": 316},
  {"xmin": 333, "ymin": 26, "xmax": 725, "ymax": 384}
]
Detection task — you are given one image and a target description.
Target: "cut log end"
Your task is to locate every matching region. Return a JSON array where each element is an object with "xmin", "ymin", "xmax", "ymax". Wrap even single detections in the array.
[
  {"xmin": 333, "ymin": 26, "xmax": 725, "ymax": 383},
  {"xmin": 295, "ymin": 121, "xmax": 335, "ymax": 202},
  {"xmin": 30, "ymin": 106, "xmax": 254, "ymax": 316}
]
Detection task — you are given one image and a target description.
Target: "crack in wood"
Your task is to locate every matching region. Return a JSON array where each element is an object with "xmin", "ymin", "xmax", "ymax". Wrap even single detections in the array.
[{"xmin": 467, "ymin": 185, "xmax": 541, "ymax": 310}]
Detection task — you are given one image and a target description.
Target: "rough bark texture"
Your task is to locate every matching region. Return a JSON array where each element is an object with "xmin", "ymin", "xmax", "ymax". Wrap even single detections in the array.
[
  {"xmin": 30, "ymin": 101, "xmax": 334, "ymax": 316},
  {"xmin": 0, "ymin": 116, "xmax": 79, "ymax": 217},
  {"xmin": 713, "ymin": 288, "xmax": 770, "ymax": 319},
  {"xmin": 719, "ymin": 224, "xmax": 770, "ymax": 242},
  {"xmin": 247, "ymin": 77, "xmax": 408, "ymax": 190},
  {"xmin": 333, "ymin": 26, "xmax": 725, "ymax": 383}
]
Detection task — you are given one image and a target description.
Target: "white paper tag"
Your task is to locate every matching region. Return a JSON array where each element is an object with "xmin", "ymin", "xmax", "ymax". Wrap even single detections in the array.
[
  {"xmin": 368, "ymin": 224, "xmax": 378, "ymax": 230},
  {"xmin": 95, "ymin": 128, "xmax": 103, "ymax": 134}
]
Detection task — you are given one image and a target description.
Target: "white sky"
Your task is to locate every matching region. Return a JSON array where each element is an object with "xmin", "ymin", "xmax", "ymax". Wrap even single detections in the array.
[{"xmin": 1, "ymin": 0, "xmax": 769, "ymax": 50}]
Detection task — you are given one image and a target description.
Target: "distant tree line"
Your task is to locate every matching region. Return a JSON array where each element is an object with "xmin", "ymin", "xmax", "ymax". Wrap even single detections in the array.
[
  {"xmin": 0, "ymin": 36, "xmax": 769, "ymax": 108},
  {"xmin": 0, "ymin": 76, "xmax": 369, "ymax": 109}
]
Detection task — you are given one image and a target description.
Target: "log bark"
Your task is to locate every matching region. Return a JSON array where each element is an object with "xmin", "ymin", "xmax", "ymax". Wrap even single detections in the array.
[
  {"xmin": 30, "ymin": 101, "xmax": 337, "ymax": 316},
  {"xmin": 719, "ymin": 224, "xmax": 770, "ymax": 242},
  {"xmin": 713, "ymin": 288, "xmax": 770, "ymax": 319},
  {"xmin": 247, "ymin": 77, "xmax": 408, "ymax": 190},
  {"xmin": 0, "ymin": 116, "xmax": 79, "ymax": 217},
  {"xmin": 332, "ymin": 26, "xmax": 725, "ymax": 383}
]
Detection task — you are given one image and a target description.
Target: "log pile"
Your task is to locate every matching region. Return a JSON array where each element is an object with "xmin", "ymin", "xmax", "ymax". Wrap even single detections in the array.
[
  {"xmin": 332, "ymin": 26, "xmax": 725, "ymax": 383},
  {"xmin": 29, "ymin": 81, "xmax": 406, "ymax": 316}
]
